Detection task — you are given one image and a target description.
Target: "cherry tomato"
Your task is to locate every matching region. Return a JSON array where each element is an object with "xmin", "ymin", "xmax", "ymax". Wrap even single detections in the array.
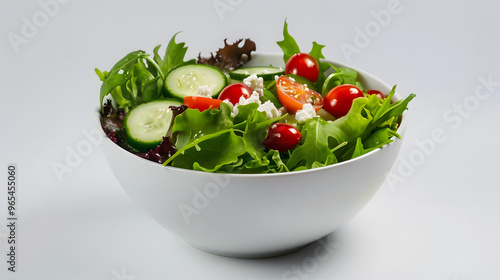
[
  {"xmin": 324, "ymin": 84, "xmax": 365, "ymax": 119},
  {"xmin": 183, "ymin": 96, "xmax": 222, "ymax": 112},
  {"xmin": 276, "ymin": 75, "xmax": 323, "ymax": 114},
  {"xmin": 217, "ymin": 83, "xmax": 253, "ymax": 105},
  {"xmin": 262, "ymin": 123, "xmax": 302, "ymax": 152},
  {"xmin": 366, "ymin": 89, "xmax": 385, "ymax": 99},
  {"xmin": 285, "ymin": 53, "xmax": 320, "ymax": 82}
]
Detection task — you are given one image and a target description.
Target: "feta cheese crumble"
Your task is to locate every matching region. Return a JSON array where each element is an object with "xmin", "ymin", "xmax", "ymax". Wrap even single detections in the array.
[
  {"xmin": 257, "ymin": 100, "xmax": 282, "ymax": 119},
  {"xmin": 232, "ymin": 91, "xmax": 261, "ymax": 117},
  {"xmin": 231, "ymin": 91, "xmax": 281, "ymax": 120},
  {"xmin": 295, "ymin": 103, "xmax": 317, "ymax": 123},
  {"xmin": 243, "ymin": 73, "xmax": 264, "ymax": 96},
  {"xmin": 238, "ymin": 91, "xmax": 261, "ymax": 106},
  {"xmin": 197, "ymin": 85, "xmax": 212, "ymax": 97}
]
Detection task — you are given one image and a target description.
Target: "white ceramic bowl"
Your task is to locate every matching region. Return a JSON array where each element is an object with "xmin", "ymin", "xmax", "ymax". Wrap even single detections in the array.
[{"xmin": 100, "ymin": 54, "xmax": 407, "ymax": 258}]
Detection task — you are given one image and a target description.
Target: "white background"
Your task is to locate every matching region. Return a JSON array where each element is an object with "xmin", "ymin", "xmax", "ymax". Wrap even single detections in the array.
[{"xmin": 1, "ymin": 0, "xmax": 500, "ymax": 279}]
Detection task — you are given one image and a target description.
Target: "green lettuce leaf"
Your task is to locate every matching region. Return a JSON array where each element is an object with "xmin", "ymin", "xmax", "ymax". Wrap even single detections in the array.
[
  {"xmin": 153, "ymin": 32, "xmax": 196, "ymax": 76},
  {"xmin": 237, "ymin": 150, "xmax": 289, "ymax": 173},
  {"xmin": 276, "ymin": 20, "xmax": 332, "ymax": 91},
  {"xmin": 287, "ymin": 97, "xmax": 375, "ymax": 170},
  {"xmin": 164, "ymin": 103, "xmax": 245, "ymax": 171},
  {"xmin": 171, "ymin": 129, "xmax": 246, "ymax": 172},
  {"xmin": 98, "ymin": 50, "xmax": 147, "ymax": 110},
  {"xmin": 172, "ymin": 102, "xmax": 234, "ymax": 149},
  {"xmin": 321, "ymin": 65, "xmax": 363, "ymax": 95},
  {"xmin": 337, "ymin": 87, "xmax": 416, "ymax": 161},
  {"xmin": 276, "ymin": 19, "xmax": 301, "ymax": 64},
  {"xmin": 97, "ymin": 33, "xmax": 194, "ymax": 111},
  {"xmin": 286, "ymin": 117, "xmax": 341, "ymax": 170},
  {"xmin": 238, "ymin": 104, "xmax": 285, "ymax": 164},
  {"xmin": 308, "ymin": 42, "xmax": 331, "ymax": 91}
]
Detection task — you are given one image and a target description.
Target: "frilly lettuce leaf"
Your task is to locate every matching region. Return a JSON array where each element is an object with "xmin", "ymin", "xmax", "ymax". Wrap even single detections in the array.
[
  {"xmin": 321, "ymin": 65, "xmax": 364, "ymax": 95},
  {"xmin": 277, "ymin": 19, "xmax": 332, "ymax": 90},
  {"xmin": 97, "ymin": 33, "xmax": 194, "ymax": 111},
  {"xmin": 164, "ymin": 103, "xmax": 244, "ymax": 171},
  {"xmin": 162, "ymin": 101, "xmax": 290, "ymax": 172},
  {"xmin": 286, "ymin": 116, "xmax": 341, "ymax": 170},
  {"xmin": 153, "ymin": 32, "xmax": 196, "ymax": 76},
  {"xmin": 337, "ymin": 86, "xmax": 416, "ymax": 161},
  {"xmin": 172, "ymin": 103, "xmax": 234, "ymax": 149},
  {"xmin": 286, "ymin": 88, "xmax": 416, "ymax": 170},
  {"xmin": 286, "ymin": 97, "xmax": 373, "ymax": 170},
  {"xmin": 235, "ymin": 150, "xmax": 289, "ymax": 174},
  {"xmin": 171, "ymin": 129, "xmax": 246, "ymax": 172},
  {"xmin": 276, "ymin": 19, "xmax": 301, "ymax": 63},
  {"xmin": 238, "ymin": 104, "xmax": 286, "ymax": 165},
  {"xmin": 197, "ymin": 38, "xmax": 256, "ymax": 72}
]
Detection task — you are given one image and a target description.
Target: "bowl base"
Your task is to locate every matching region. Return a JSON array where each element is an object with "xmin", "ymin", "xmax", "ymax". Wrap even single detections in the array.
[{"xmin": 185, "ymin": 241, "xmax": 311, "ymax": 259}]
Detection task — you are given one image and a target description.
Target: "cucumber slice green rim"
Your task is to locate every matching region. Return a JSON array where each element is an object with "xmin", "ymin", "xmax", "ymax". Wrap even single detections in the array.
[
  {"xmin": 124, "ymin": 99, "xmax": 182, "ymax": 152},
  {"xmin": 164, "ymin": 64, "xmax": 227, "ymax": 99},
  {"xmin": 229, "ymin": 66, "xmax": 284, "ymax": 81}
]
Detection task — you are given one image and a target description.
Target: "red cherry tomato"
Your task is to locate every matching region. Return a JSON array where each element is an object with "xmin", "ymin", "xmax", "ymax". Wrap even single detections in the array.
[
  {"xmin": 217, "ymin": 83, "xmax": 253, "ymax": 105},
  {"xmin": 262, "ymin": 123, "xmax": 302, "ymax": 152},
  {"xmin": 276, "ymin": 75, "xmax": 323, "ymax": 114},
  {"xmin": 366, "ymin": 89, "xmax": 385, "ymax": 99},
  {"xmin": 183, "ymin": 96, "xmax": 222, "ymax": 112},
  {"xmin": 324, "ymin": 84, "xmax": 365, "ymax": 119},
  {"xmin": 285, "ymin": 53, "xmax": 320, "ymax": 82}
]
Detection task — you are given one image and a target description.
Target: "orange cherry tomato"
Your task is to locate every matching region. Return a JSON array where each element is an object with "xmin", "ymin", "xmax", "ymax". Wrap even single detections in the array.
[
  {"xmin": 183, "ymin": 96, "xmax": 222, "ymax": 112},
  {"xmin": 276, "ymin": 75, "xmax": 323, "ymax": 114}
]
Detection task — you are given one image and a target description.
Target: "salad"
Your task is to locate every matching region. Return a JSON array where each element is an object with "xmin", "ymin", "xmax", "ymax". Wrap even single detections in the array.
[{"xmin": 97, "ymin": 21, "xmax": 415, "ymax": 173}]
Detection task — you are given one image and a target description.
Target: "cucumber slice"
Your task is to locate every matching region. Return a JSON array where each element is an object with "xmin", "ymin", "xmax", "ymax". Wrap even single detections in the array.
[
  {"xmin": 229, "ymin": 66, "xmax": 284, "ymax": 81},
  {"xmin": 124, "ymin": 99, "xmax": 182, "ymax": 152},
  {"xmin": 164, "ymin": 64, "xmax": 227, "ymax": 99}
]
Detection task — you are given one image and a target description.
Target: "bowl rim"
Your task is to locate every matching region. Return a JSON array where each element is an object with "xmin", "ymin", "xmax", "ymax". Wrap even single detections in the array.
[{"xmin": 98, "ymin": 53, "xmax": 408, "ymax": 178}]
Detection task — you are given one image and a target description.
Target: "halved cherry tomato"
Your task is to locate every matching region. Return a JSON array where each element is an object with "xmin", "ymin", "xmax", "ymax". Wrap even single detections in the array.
[
  {"xmin": 218, "ymin": 83, "xmax": 253, "ymax": 105},
  {"xmin": 262, "ymin": 123, "xmax": 302, "ymax": 152},
  {"xmin": 324, "ymin": 84, "xmax": 365, "ymax": 119},
  {"xmin": 276, "ymin": 75, "xmax": 323, "ymax": 114},
  {"xmin": 183, "ymin": 96, "xmax": 222, "ymax": 112},
  {"xmin": 285, "ymin": 53, "xmax": 320, "ymax": 82},
  {"xmin": 366, "ymin": 89, "xmax": 385, "ymax": 99}
]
